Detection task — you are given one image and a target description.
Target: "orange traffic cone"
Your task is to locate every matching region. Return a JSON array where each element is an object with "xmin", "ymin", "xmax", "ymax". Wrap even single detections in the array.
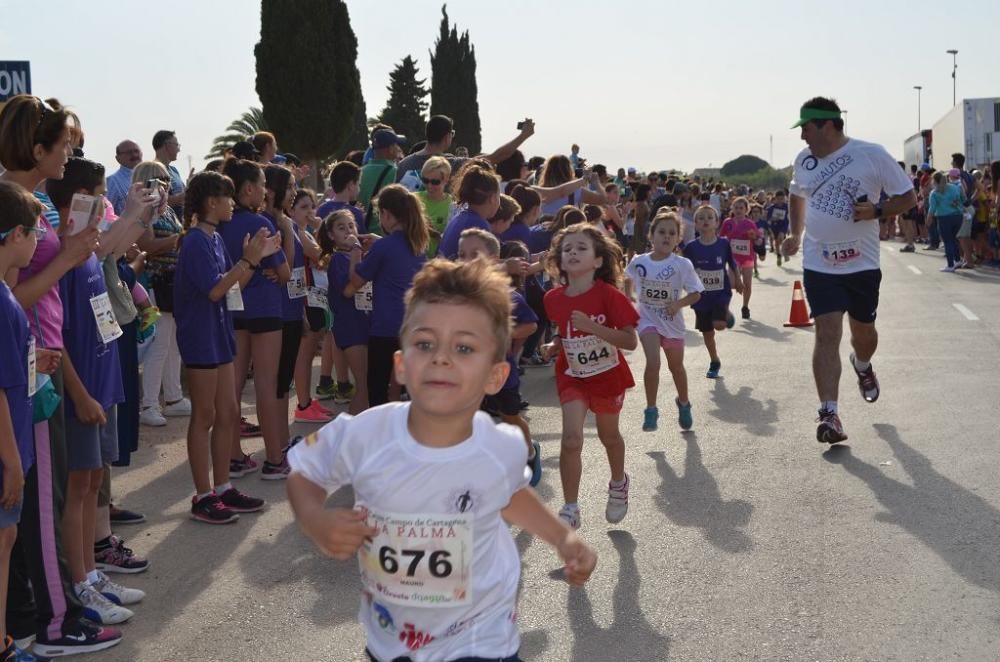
[{"xmin": 783, "ymin": 280, "xmax": 813, "ymax": 327}]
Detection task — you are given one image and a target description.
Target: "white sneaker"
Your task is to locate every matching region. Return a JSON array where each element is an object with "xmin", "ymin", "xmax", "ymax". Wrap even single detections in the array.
[
  {"xmin": 605, "ymin": 474, "xmax": 630, "ymax": 524},
  {"xmin": 76, "ymin": 581, "xmax": 133, "ymax": 625},
  {"xmin": 139, "ymin": 407, "xmax": 167, "ymax": 427},
  {"xmin": 93, "ymin": 571, "xmax": 145, "ymax": 605},
  {"xmin": 558, "ymin": 504, "xmax": 580, "ymax": 530},
  {"xmin": 940, "ymin": 265, "xmax": 957, "ymax": 273},
  {"xmin": 162, "ymin": 397, "xmax": 192, "ymax": 417}
]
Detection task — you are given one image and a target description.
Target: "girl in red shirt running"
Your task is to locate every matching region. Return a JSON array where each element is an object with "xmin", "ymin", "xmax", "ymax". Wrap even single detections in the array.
[{"xmin": 542, "ymin": 223, "xmax": 638, "ymax": 530}]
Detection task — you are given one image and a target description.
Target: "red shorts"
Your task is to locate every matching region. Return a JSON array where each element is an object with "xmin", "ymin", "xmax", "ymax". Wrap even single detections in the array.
[{"xmin": 558, "ymin": 386, "xmax": 626, "ymax": 414}]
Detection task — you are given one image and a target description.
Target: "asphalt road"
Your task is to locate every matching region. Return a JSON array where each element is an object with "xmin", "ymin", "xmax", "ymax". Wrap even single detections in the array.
[{"xmin": 99, "ymin": 240, "xmax": 1000, "ymax": 661}]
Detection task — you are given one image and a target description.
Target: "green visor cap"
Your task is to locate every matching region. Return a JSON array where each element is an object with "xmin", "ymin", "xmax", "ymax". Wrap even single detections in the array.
[{"xmin": 791, "ymin": 108, "xmax": 843, "ymax": 128}]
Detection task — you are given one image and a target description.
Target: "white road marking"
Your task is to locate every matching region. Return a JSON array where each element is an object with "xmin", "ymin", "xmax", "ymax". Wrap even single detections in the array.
[
  {"xmin": 907, "ymin": 265, "xmax": 922, "ymax": 275},
  {"xmin": 952, "ymin": 303, "xmax": 980, "ymax": 321}
]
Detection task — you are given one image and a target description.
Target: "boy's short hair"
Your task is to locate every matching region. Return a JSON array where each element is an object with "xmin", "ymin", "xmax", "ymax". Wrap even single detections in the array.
[
  {"xmin": 458, "ymin": 227, "xmax": 500, "ymax": 257},
  {"xmin": 0, "ymin": 181, "xmax": 44, "ymax": 236},
  {"xmin": 402, "ymin": 258, "xmax": 512, "ymax": 362},
  {"xmin": 329, "ymin": 161, "xmax": 361, "ymax": 193}
]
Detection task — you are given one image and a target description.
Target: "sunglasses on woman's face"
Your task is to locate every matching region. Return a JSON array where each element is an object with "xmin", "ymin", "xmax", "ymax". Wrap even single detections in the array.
[{"xmin": 421, "ymin": 177, "xmax": 443, "ymax": 186}]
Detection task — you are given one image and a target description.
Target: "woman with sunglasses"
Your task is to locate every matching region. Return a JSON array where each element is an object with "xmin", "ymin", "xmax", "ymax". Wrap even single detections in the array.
[
  {"xmin": 415, "ymin": 156, "xmax": 455, "ymax": 257},
  {"xmin": 0, "ymin": 95, "xmax": 126, "ymax": 656}
]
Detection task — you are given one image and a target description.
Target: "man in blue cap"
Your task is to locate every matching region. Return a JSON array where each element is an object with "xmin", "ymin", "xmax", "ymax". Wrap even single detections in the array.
[{"xmin": 782, "ymin": 96, "xmax": 917, "ymax": 445}]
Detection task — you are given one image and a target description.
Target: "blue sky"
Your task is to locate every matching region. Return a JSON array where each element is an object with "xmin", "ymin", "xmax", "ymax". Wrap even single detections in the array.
[{"xmin": 2, "ymin": 0, "xmax": 997, "ymax": 173}]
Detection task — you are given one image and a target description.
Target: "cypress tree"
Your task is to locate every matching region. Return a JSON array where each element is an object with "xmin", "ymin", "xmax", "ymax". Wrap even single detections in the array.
[
  {"xmin": 429, "ymin": 5, "xmax": 481, "ymax": 154},
  {"xmin": 375, "ymin": 56, "xmax": 429, "ymax": 144},
  {"xmin": 255, "ymin": 0, "xmax": 360, "ymax": 160}
]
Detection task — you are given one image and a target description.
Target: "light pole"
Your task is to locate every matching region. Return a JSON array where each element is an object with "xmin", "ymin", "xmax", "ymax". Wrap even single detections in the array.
[
  {"xmin": 946, "ymin": 49, "xmax": 958, "ymax": 106},
  {"xmin": 913, "ymin": 85, "xmax": 922, "ymax": 132}
]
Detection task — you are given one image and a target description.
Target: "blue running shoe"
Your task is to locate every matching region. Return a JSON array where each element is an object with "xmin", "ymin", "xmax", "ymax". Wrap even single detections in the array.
[
  {"xmin": 706, "ymin": 361, "xmax": 721, "ymax": 379},
  {"xmin": 676, "ymin": 399, "xmax": 693, "ymax": 430},
  {"xmin": 528, "ymin": 440, "xmax": 542, "ymax": 487},
  {"xmin": 726, "ymin": 311, "xmax": 736, "ymax": 329},
  {"xmin": 642, "ymin": 406, "xmax": 658, "ymax": 431}
]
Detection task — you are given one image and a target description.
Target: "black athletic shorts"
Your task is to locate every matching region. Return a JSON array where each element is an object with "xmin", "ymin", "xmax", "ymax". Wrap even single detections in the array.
[
  {"xmin": 971, "ymin": 221, "xmax": 988, "ymax": 239},
  {"xmin": 233, "ymin": 316, "xmax": 283, "ymax": 333},
  {"xmin": 305, "ymin": 306, "xmax": 326, "ymax": 333},
  {"xmin": 694, "ymin": 304, "xmax": 731, "ymax": 332},
  {"xmin": 483, "ymin": 388, "xmax": 522, "ymax": 417},
  {"xmin": 803, "ymin": 268, "xmax": 882, "ymax": 324}
]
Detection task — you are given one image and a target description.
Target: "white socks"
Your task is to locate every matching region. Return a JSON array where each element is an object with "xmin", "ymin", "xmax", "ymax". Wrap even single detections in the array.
[
  {"xmin": 852, "ymin": 355, "xmax": 871, "ymax": 372},
  {"xmin": 821, "ymin": 401, "xmax": 838, "ymax": 414}
]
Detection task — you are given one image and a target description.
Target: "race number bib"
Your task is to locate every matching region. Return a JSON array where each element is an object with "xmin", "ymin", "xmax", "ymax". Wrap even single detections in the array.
[
  {"xmin": 225, "ymin": 283, "xmax": 245, "ymax": 312},
  {"xmin": 639, "ymin": 279, "xmax": 673, "ymax": 310},
  {"xmin": 730, "ymin": 238, "xmax": 752, "ymax": 256},
  {"xmin": 359, "ymin": 511, "xmax": 472, "ymax": 608},
  {"xmin": 698, "ymin": 269, "xmax": 725, "ymax": 292},
  {"xmin": 89, "ymin": 293, "xmax": 123, "ymax": 344},
  {"xmin": 286, "ymin": 266, "xmax": 306, "ymax": 299},
  {"xmin": 822, "ymin": 240, "xmax": 862, "ymax": 267},
  {"xmin": 771, "ymin": 208, "xmax": 786, "ymax": 221},
  {"xmin": 27, "ymin": 336, "xmax": 37, "ymax": 398},
  {"xmin": 562, "ymin": 334, "xmax": 620, "ymax": 378},
  {"xmin": 306, "ymin": 287, "xmax": 328, "ymax": 309},
  {"xmin": 354, "ymin": 282, "xmax": 373, "ymax": 312}
]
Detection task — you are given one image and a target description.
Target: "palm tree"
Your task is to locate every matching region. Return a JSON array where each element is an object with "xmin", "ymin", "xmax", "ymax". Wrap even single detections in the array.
[{"xmin": 204, "ymin": 107, "xmax": 269, "ymax": 159}]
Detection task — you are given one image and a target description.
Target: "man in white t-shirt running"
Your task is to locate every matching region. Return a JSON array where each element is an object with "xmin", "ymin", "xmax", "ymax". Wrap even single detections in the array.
[{"xmin": 782, "ymin": 97, "xmax": 917, "ymax": 444}]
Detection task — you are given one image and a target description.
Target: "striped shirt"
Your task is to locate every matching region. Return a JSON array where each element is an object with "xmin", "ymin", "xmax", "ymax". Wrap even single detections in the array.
[{"xmin": 107, "ymin": 166, "xmax": 134, "ymax": 215}]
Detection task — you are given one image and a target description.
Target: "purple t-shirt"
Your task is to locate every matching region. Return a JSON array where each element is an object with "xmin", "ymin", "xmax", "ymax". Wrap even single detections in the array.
[
  {"xmin": 0, "ymin": 282, "xmax": 35, "ymax": 485},
  {"xmin": 317, "ymin": 200, "xmax": 365, "ymax": 236},
  {"xmin": 17, "ymin": 214, "xmax": 63, "ymax": 350},
  {"xmin": 682, "ymin": 238, "xmax": 736, "ymax": 309},
  {"xmin": 174, "ymin": 228, "xmax": 237, "ymax": 366},
  {"xmin": 355, "ymin": 231, "xmax": 426, "ymax": 337},
  {"xmin": 526, "ymin": 224, "xmax": 555, "ymax": 254},
  {"xmin": 499, "ymin": 222, "xmax": 532, "ymax": 247},
  {"xmin": 60, "ymin": 254, "xmax": 125, "ymax": 419},
  {"xmin": 502, "ymin": 290, "xmax": 538, "ymax": 392},
  {"xmin": 438, "ymin": 209, "xmax": 489, "ymax": 260},
  {"xmin": 218, "ymin": 209, "xmax": 286, "ymax": 320},
  {"xmin": 281, "ymin": 224, "xmax": 306, "ymax": 322},
  {"xmin": 328, "ymin": 251, "xmax": 370, "ymax": 348}
]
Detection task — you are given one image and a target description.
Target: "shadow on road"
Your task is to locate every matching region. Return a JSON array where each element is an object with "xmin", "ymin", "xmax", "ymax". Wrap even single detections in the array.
[
  {"xmin": 559, "ymin": 531, "xmax": 671, "ymax": 660},
  {"xmin": 707, "ymin": 380, "xmax": 778, "ymax": 438},
  {"xmin": 731, "ymin": 318, "xmax": 797, "ymax": 343},
  {"xmin": 648, "ymin": 440, "xmax": 754, "ymax": 554},
  {"xmin": 824, "ymin": 424, "xmax": 1000, "ymax": 595}
]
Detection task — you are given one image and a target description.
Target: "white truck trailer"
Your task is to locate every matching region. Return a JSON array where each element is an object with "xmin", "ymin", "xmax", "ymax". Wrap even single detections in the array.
[{"xmin": 931, "ymin": 98, "xmax": 1000, "ymax": 170}]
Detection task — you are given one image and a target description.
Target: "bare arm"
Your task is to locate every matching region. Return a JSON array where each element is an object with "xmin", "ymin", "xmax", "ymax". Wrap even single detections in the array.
[
  {"xmin": 501, "ymin": 488, "xmax": 596, "ymax": 586},
  {"xmin": 511, "ymin": 321, "xmax": 537, "ymax": 341},
  {"xmin": 483, "ymin": 121, "xmax": 534, "ymax": 164}
]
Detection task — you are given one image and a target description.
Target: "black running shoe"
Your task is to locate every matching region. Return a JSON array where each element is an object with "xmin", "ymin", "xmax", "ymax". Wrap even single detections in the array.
[
  {"xmin": 190, "ymin": 494, "xmax": 238, "ymax": 525},
  {"xmin": 816, "ymin": 409, "xmax": 848, "ymax": 444},
  {"xmin": 32, "ymin": 622, "xmax": 122, "ymax": 658},
  {"xmin": 219, "ymin": 488, "xmax": 265, "ymax": 513},
  {"xmin": 741, "ymin": 306, "xmax": 751, "ymax": 320}
]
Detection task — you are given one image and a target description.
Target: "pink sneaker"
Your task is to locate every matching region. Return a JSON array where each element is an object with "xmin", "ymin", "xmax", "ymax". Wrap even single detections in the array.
[{"xmin": 294, "ymin": 400, "xmax": 334, "ymax": 423}]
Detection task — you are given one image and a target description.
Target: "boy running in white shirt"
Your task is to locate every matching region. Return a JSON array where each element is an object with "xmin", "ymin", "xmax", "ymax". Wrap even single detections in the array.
[
  {"xmin": 626, "ymin": 210, "xmax": 704, "ymax": 431},
  {"xmin": 287, "ymin": 258, "xmax": 596, "ymax": 662}
]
